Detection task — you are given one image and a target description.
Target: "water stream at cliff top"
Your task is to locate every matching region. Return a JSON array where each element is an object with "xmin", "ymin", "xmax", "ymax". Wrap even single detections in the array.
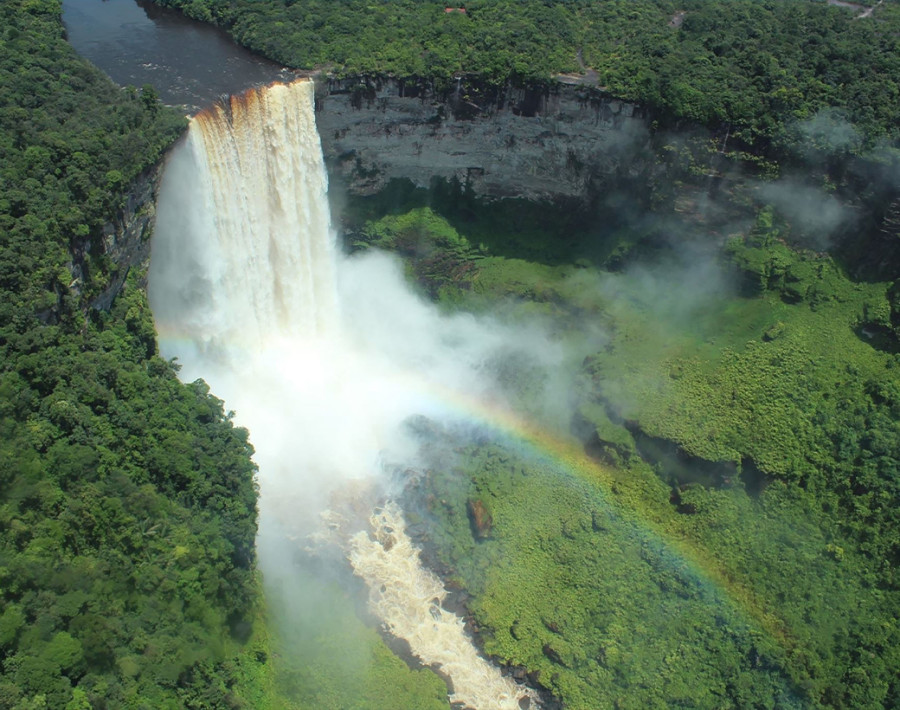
[{"xmin": 148, "ymin": 79, "xmax": 536, "ymax": 710}]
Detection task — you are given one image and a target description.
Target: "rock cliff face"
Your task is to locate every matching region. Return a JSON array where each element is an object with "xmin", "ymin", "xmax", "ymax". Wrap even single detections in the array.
[
  {"xmin": 87, "ymin": 165, "xmax": 162, "ymax": 310},
  {"xmin": 314, "ymin": 77, "xmax": 653, "ymax": 202},
  {"xmin": 96, "ymin": 77, "xmax": 652, "ymax": 308}
]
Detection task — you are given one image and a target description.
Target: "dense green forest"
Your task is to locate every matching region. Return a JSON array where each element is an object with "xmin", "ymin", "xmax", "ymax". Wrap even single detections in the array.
[
  {"xmin": 153, "ymin": 0, "xmax": 900, "ymax": 149},
  {"xmin": 0, "ymin": 1, "xmax": 266, "ymax": 706},
  {"xmin": 5, "ymin": 0, "xmax": 900, "ymax": 707}
]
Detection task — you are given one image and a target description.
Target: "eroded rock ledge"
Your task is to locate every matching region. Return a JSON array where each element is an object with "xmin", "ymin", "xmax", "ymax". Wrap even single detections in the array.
[
  {"xmin": 100, "ymin": 76, "xmax": 652, "ymax": 310},
  {"xmin": 89, "ymin": 165, "xmax": 162, "ymax": 310},
  {"xmin": 314, "ymin": 77, "xmax": 653, "ymax": 202}
]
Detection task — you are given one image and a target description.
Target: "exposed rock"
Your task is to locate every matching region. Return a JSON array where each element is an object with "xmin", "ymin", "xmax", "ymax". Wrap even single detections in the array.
[
  {"xmin": 669, "ymin": 10, "xmax": 687, "ymax": 27},
  {"xmin": 314, "ymin": 77, "xmax": 652, "ymax": 203},
  {"xmin": 526, "ymin": 668, "xmax": 543, "ymax": 689},
  {"xmin": 89, "ymin": 164, "xmax": 163, "ymax": 310},
  {"xmin": 466, "ymin": 497, "xmax": 493, "ymax": 540}
]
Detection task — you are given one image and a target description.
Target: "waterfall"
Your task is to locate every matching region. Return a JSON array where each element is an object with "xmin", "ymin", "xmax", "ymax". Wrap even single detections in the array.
[
  {"xmin": 148, "ymin": 79, "xmax": 536, "ymax": 710},
  {"xmin": 149, "ymin": 80, "xmax": 337, "ymax": 354}
]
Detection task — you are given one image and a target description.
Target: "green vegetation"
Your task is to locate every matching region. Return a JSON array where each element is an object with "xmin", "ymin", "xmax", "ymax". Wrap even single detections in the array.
[
  {"xmin": 407, "ymin": 433, "xmax": 803, "ymax": 709},
  {"xmin": 152, "ymin": 0, "xmax": 900, "ymax": 147},
  {"xmin": 265, "ymin": 574, "xmax": 448, "ymax": 710},
  {"xmin": 354, "ymin": 201, "xmax": 900, "ymax": 708},
  {"xmin": 7, "ymin": 0, "xmax": 900, "ymax": 706},
  {"xmin": 0, "ymin": 1, "xmax": 267, "ymax": 706},
  {"xmin": 576, "ymin": 246, "xmax": 900, "ymax": 706}
]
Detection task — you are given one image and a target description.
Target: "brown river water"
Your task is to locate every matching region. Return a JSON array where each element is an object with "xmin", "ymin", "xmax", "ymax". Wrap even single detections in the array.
[{"xmin": 62, "ymin": 0, "xmax": 290, "ymax": 112}]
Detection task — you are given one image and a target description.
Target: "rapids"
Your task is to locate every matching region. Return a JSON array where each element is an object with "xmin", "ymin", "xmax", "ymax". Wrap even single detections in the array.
[{"xmin": 350, "ymin": 504, "xmax": 527, "ymax": 710}]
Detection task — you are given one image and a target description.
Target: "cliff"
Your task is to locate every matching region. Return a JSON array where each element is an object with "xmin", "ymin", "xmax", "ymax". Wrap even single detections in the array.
[
  {"xmin": 83, "ymin": 164, "xmax": 163, "ymax": 311},
  {"xmin": 314, "ymin": 77, "xmax": 653, "ymax": 203}
]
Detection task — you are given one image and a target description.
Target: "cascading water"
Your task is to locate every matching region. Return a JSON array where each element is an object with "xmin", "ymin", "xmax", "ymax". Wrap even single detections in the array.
[
  {"xmin": 350, "ymin": 504, "xmax": 530, "ymax": 710},
  {"xmin": 148, "ymin": 79, "xmax": 537, "ymax": 710},
  {"xmin": 149, "ymin": 80, "xmax": 337, "ymax": 352}
]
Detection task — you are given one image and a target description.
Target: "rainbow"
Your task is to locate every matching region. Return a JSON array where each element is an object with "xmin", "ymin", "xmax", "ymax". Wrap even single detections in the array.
[
  {"xmin": 386, "ymin": 369, "xmax": 798, "ymax": 652},
  {"xmin": 149, "ymin": 80, "xmax": 801, "ymax": 692},
  {"xmin": 155, "ymin": 323, "xmax": 795, "ymax": 654}
]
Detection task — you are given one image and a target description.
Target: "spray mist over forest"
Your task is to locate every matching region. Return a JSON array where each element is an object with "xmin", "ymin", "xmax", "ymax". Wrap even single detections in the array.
[{"xmin": 147, "ymin": 79, "xmax": 582, "ymax": 709}]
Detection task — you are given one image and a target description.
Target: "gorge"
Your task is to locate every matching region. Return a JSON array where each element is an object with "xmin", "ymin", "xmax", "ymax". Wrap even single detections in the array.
[
  {"xmin": 147, "ymin": 75, "xmax": 804, "ymax": 709},
  {"xmin": 148, "ymin": 78, "xmax": 540, "ymax": 709},
  {"xmin": 4, "ymin": 0, "xmax": 897, "ymax": 707}
]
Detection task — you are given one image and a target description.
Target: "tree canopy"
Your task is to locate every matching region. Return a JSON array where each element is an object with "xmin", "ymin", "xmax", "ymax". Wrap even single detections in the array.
[
  {"xmin": 0, "ymin": 1, "xmax": 264, "ymax": 706},
  {"xmin": 153, "ymin": 0, "xmax": 900, "ymax": 148}
]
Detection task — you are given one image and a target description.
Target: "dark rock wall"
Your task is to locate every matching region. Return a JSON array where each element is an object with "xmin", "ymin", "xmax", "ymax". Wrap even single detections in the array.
[
  {"xmin": 102, "ymin": 78, "xmax": 650, "ymax": 307},
  {"xmin": 89, "ymin": 164, "xmax": 162, "ymax": 310},
  {"xmin": 314, "ymin": 77, "xmax": 653, "ymax": 202}
]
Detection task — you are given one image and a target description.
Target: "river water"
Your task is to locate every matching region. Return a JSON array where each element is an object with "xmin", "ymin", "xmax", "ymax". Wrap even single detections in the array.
[{"xmin": 62, "ymin": 0, "xmax": 291, "ymax": 112}]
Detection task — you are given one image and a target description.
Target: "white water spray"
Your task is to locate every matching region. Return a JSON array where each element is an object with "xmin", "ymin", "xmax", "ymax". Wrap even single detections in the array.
[
  {"xmin": 150, "ymin": 81, "xmax": 337, "ymax": 351},
  {"xmin": 149, "ymin": 79, "xmax": 538, "ymax": 709}
]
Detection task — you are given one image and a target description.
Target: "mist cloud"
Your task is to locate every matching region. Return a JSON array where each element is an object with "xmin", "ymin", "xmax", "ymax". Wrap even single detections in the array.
[{"xmin": 757, "ymin": 179, "xmax": 853, "ymax": 249}]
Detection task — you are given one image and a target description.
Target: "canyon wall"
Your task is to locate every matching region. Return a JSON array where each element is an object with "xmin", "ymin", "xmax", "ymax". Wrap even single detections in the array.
[
  {"xmin": 313, "ymin": 77, "xmax": 653, "ymax": 202},
  {"xmin": 94, "ymin": 77, "xmax": 652, "ymax": 310},
  {"xmin": 89, "ymin": 165, "xmax": 162, "ymax": 310}
]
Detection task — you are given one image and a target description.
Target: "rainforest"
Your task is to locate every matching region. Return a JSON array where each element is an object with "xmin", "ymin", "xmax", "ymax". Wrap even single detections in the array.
[{"xmin": 1, "ymin": 0, "xmax": 899, "ymax": 708}]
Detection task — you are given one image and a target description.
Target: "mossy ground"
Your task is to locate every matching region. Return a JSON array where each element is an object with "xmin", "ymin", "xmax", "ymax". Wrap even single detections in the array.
[
  {"xmin": 404, "ymin": 433, "xmax": 801, "ymax": 709},
  {"xmin": 345, "ymin": 202, "xmax": 900, "ymax": 708},
  {"xmin": 246, "ymin": 187, "xmax": 898, "ymax": 708}
]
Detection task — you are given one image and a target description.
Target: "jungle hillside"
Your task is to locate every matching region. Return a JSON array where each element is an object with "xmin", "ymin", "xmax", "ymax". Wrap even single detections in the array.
[
  {"xmin": 0, "ymin": 1, "xmax": 265, "ymax": 707},
  {"xmin": 3, "ymin": 0, "xmax": 900, "ymax": 708}
]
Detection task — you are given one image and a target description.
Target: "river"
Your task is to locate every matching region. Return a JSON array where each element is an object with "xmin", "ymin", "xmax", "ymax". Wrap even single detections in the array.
[
  {"xmin": 62, "ymin": 0, "xmax": 290, "ymax": 112},
  {"xmin": 66, "ymin": 5, "xmax": 541, "ymax": 706}
]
